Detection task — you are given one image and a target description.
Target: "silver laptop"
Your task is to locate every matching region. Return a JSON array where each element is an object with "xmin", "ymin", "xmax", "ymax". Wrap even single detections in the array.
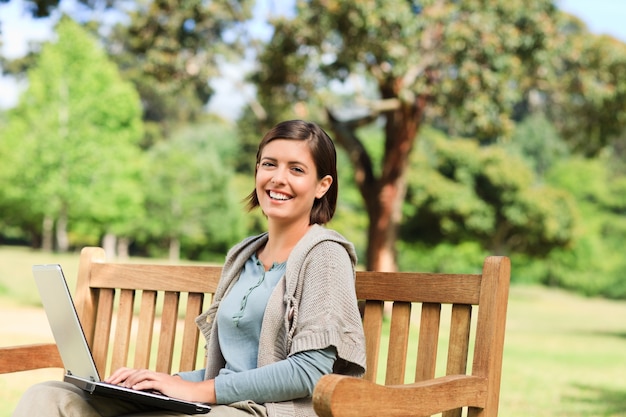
[{"xmin": 32, "ymin": 264, "xmax": 211, "ymax": 414}]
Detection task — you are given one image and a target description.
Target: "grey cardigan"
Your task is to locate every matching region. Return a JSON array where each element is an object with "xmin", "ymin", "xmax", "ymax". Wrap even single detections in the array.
[{"xmin": 195, "ymin": 224, "xmax": 366, "ymax": 417}]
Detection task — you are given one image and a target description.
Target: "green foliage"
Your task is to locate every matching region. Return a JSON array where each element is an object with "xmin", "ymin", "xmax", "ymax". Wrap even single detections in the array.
[
  {"xmin": 0, "ymin": 16, "xmax": 144, "ymax": 248},
  {"xmin": 401, "ymin": 127, "xmax": 577, "ymax": 256},
  {"xmin": 548, "ymin": 18, "xmax": 626, "ymax": 155},
  {"xmin": 505, "ymin": 113, "xmax": 569, "ymax": 176},
  {"xmin": 139, "ymin": 120, "xmax": 246, "ymax": 259},
  {"xmin": 106, "ymin": 0, "xmax": 254, "ymax": 146},
  {"xmin": 256, "ymin": 0, "xmax": 563, "ymax": 140},
  {"xmin": 537, "ymin": 157, "xmax": 626, "ymax": 298},
  {"xmin": 250, "ymin": 0, "xmax": 573, "ymax": 271},
  {"xmin": 398, "ymin": 240, "xmax": 488, "ymax": 274}
]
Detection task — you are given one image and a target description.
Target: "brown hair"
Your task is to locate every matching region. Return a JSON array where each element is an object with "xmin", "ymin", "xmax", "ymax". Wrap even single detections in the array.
[{"xmin": 245, "ymin": 120, "xmax": 338, "ymax": 225}]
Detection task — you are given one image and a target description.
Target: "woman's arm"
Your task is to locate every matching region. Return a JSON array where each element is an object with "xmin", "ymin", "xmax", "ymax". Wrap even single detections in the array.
[
  {"xmin": 104, "ymin": 347, "xmax": 336, "ymax": 405},
  {"xmin": 215, "ymin": 347, "xmax": 336, "ymax": 404}
]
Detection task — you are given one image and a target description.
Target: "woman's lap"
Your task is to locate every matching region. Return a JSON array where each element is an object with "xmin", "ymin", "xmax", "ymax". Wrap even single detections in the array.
[{"xmin": 12, "ymin": 381, "xmax": 267, "ymax": 417}]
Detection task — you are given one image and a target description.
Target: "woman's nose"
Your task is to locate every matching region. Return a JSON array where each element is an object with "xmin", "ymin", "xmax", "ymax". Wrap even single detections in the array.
[{"xmin": 271, "ymin": 168, "xmax": 287, "ymax": 184}]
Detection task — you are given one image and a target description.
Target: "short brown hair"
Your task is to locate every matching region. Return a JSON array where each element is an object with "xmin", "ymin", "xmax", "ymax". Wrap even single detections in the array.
[{"xmin": 245, "ymin": 120, "xmax": 338, "ymax": 225}]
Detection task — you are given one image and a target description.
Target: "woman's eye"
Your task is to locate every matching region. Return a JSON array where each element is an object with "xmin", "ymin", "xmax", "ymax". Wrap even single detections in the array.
[{"xmin": 292, "ymin": 167, "xmax": 305, "ymax": 174}]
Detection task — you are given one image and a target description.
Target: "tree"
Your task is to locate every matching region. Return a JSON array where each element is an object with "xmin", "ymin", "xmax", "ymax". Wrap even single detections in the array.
[
  {"xmin": 105, "ymin": 0, "xmax": 255, "ymax": 147},
  {"xmin": 141, "ymin": 120, "xmax": 246, "ymax": 261},
  {"xmin": 252, "ymin": 0, "xmax": 565, "ymax": 270},
  {"xmin": 401, "ymin": 127, "xmax": 577, "ymax": 256},
  {"xmin": 0, "ymin": 0, "xmax": 255, "ymax": 149},
  {"xmin": 545, "ymin": 17, "xmax": 626, "ymax": 156},
  {"xmin": 0, "ymin": 16, "xmax": 143, "ymax": 251}
]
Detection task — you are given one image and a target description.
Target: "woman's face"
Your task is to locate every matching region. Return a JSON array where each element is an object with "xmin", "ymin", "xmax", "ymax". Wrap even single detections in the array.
[{"xmin": 255, "ymin": 139, "xmax": 332, "ymax": 226}]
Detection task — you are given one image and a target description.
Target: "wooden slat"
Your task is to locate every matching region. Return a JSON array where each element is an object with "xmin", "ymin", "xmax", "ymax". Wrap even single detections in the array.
[
  {"xmin": 75, "ymin": 247, "xmax": 107, "ymax": 345},
  {"xmin": 92, "ymin": 288, "xmax": 115, "ymax": 375},
  {"xmin": 155, "ymin": 291, "xmax": 180, "ymax": 373},
  {"xmin": 90, "ymin": 263, "xmax": 222, "ymax": 293},
  {"xmin": 468, "ymin": 256, "xmax": 511, "ymax": 417},
  {"xmin": 414, "ymin": 302, "xmax": 441, "ymax": 382},
  {"xmin": 134, "ymin": 290, "xmax": 157, "ymax": 369},
  {"xmin": 356, "ymin": 271, "xmax": 481, "ymax": 305},
  {"xmin": 442, "ymin": 304, "xmax": 473, "ymax": 417},
  {"xmin": 446, "ymin": 304, "xmax": 472, "ymax": 375},
  {"xmin": 362, "ymin": 300, "xmax": 384, "ymax": 383},
  {"xmin": 0, "ymin": 344, "xmax": 63, "ymax": 373},
  {"xmin": 179, "ymin": 292, "xmax": 204, "ymax": 372},
  {"xmin": 385, "ymin": 301, "xmax": 411, "ymax": 385},
  {"xmin": 111, "ymin": 289, "xmax": 135, "ymax": 371}
]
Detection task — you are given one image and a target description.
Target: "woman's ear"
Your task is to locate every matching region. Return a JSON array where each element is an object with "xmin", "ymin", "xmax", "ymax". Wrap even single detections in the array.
[{"xmin": 316, "ymin": 175, "xmax": 333, "ymax": 199}]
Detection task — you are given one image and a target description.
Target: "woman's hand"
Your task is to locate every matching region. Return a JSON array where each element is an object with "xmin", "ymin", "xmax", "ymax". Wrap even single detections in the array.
[{"xmin": 105, "ymin": 367, "xmax": 216, "ymax": 404}]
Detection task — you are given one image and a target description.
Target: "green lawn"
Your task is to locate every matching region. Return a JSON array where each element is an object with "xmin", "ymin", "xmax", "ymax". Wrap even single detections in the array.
[{"xmin": 1, "ymin": 246, "xmax": 625, "ymax": 416}]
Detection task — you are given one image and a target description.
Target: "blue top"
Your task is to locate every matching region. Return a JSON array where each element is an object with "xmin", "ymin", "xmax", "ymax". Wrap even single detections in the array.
[{"xmin": 178, "ymin": 254, "xmax": 337, "ymax": 404}]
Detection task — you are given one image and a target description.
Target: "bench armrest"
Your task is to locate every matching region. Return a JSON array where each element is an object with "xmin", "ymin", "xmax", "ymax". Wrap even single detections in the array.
[
  {"xmin": 313, "ymin": 374, "xmax": 488, "ymax": 417},
  {"xmin": 0, "ymin": 343, "xmax": 63, "ymax": 374}
]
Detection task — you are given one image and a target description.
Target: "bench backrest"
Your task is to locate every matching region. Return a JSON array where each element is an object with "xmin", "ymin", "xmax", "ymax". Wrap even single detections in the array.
[
  {"xmin": 75, "ymin": 247, "xmax": 222, "ymax": 375},
  {"xmin": 356, "ymin": 256, "xmax": 510, "ymax": 417}
]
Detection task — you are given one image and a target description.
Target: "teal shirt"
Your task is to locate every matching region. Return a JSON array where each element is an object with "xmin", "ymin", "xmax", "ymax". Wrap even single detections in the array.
[
  {"xmin": 217, "ymin": 254, "xmax": 285, "ymax": 372},
  {"xmin": 178, "ymin": 254, "xmax": 337, "ymax": 404}
]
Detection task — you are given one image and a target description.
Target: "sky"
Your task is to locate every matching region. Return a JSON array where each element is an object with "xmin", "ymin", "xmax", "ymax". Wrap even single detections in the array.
[{"xmin": 1, "ymin": 0, "xmax": 625, "ymax": 116}]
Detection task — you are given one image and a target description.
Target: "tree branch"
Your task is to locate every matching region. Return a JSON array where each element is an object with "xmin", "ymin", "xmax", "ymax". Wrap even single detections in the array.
[{"xmin": 326, "ymin": 108, "xmax": 378, "ymax": 206}]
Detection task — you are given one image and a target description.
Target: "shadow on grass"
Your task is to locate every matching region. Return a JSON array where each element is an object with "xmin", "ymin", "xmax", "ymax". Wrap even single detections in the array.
[
  {"xmin": 565, "ymin": 383, "xmax": 626, "ymax": 416},
  {"xmin": 599, "ymin": 330, "xmax": 626, "ymax": 340},
  {"xmin": 575, "ymin": 329, "xmax": 626, "ymax": 340}
]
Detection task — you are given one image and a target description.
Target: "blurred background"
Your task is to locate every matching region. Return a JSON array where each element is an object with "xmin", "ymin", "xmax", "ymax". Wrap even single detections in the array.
[{"xmin": 1, "ymin": 1, "xmax": 625, "ymax": 415}]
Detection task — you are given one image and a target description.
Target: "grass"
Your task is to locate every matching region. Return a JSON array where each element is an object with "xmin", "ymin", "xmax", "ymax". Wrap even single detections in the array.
[{"xmin": 1, "ymin": 246, "xmax": 626, "ymax": 416}]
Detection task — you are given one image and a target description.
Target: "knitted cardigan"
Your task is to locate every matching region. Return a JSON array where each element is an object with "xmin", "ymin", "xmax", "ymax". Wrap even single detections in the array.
[{"xmin": 195, "ymin": 224, "xmax": 366, "ymax": 417}]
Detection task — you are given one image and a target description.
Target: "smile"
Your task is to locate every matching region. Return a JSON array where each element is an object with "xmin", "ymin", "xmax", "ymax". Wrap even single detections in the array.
[{"xmin": 268, "ymin": 190, "xmax": 292, "ymax": 201}]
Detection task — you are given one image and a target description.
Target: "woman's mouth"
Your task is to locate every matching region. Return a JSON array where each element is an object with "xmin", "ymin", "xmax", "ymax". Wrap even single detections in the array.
[{"xmin": 268, "ymin": 190, "xmax": 292, "ymax": 201}]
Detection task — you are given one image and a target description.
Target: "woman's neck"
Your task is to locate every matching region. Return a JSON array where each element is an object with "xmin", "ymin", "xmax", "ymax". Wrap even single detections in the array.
[{"xmin": 259, "ymin": 221, "xmax": 312, "ymax": 270}]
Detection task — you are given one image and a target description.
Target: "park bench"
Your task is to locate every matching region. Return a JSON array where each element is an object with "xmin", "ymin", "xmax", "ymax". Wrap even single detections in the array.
[{"xmin": 0, "ymin": 246, "xmax": 510, "ymax": 417}]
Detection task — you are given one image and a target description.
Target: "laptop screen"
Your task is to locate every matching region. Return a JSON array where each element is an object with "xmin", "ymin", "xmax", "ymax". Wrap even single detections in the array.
[{"xmin": 32, "ymin": 264, "xmax": 101, "ymax": 382}]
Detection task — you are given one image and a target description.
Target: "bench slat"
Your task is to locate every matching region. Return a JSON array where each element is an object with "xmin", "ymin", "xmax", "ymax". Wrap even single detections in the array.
[
  {"xmin": 180, "ymin": 292, "xmax": 204, "ymax": 371},
  {"xmin": 447, "ymin": 304, "xmax": 472, "ymax": 375},
  {"xmin": 0, "ymin": 344, "xmax": 63, "ymax": 373},
  {"xmin": 134, "ymin": 290, "xmax": 157, "ymax": 369},
  {"xmin": 111, "ymin": 289, "xmax": 135, "ymax": 371},
  {"xmin": 356, "ymin": 272, "xmax": 481, "ymax": 304},
  {"xmin": 90, "ymin": 263, "xmax": 222, "ymax": 293},
  {"xmin": 361, "ymin": 300, "xmax": 384, "ymax": 383},
  {"xmin": 156, "ymin": 291, "xmax": 180, "ymax": 373},
  {"xmin": 92, "ymin": 288, "xmax": 115, "ymax": 375},
  {"xmin": 385, "ymin": 301, "xmax": 411, "ymax": 385},
  {"xmin": 415, "ymin": 302, "xmax": 441, "ymax": 382}
]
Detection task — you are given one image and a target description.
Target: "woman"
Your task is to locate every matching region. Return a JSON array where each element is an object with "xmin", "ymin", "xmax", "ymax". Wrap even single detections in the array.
[{"xmin": 13, "ymin": 120, "xmax": 366, "ymax": 417}]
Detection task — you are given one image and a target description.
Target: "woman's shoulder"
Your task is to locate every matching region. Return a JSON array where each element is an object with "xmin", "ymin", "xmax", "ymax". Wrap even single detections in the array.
[
  {"xmin": 307, "ymin": 224, "xmax": 351, "ymax": 243},
  {"xmin": 291, "ymin": 225, "xmax": 357, "ymax": 267}
]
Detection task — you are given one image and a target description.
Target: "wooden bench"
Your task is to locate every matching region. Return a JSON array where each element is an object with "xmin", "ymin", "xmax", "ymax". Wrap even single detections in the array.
[{"xmin": 0, "ymin": 247, "xmax": 510, "ymax": 417}]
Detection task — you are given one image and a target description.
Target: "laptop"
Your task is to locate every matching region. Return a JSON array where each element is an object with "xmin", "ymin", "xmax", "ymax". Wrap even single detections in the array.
[{"xmin": 32, "ymin": 264, "xmax": 211, "ymax": 414}]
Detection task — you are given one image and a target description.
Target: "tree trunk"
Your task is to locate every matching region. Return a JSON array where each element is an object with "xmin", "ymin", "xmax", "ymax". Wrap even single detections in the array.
[
  {"xmin": 169, "ymin": 237, "xmax": 180, "ymax": 262},
  {"xmin": 103, "ymin": 233, "xmax": 117, "ymax": 258},
  {"xmin": 328, "ymin": 97, "xmax": 424, "ymax": 271},
  {"xmin": 42, "ymin": 215, "xmax": 54, "ymax": 252},
  {"xmin": 56, "ymin": 207, "xmax": 69, "ymax": 252},
  {"xmin": 117, "ymin": 237, "xmax": 130, "ymax": 260}
]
